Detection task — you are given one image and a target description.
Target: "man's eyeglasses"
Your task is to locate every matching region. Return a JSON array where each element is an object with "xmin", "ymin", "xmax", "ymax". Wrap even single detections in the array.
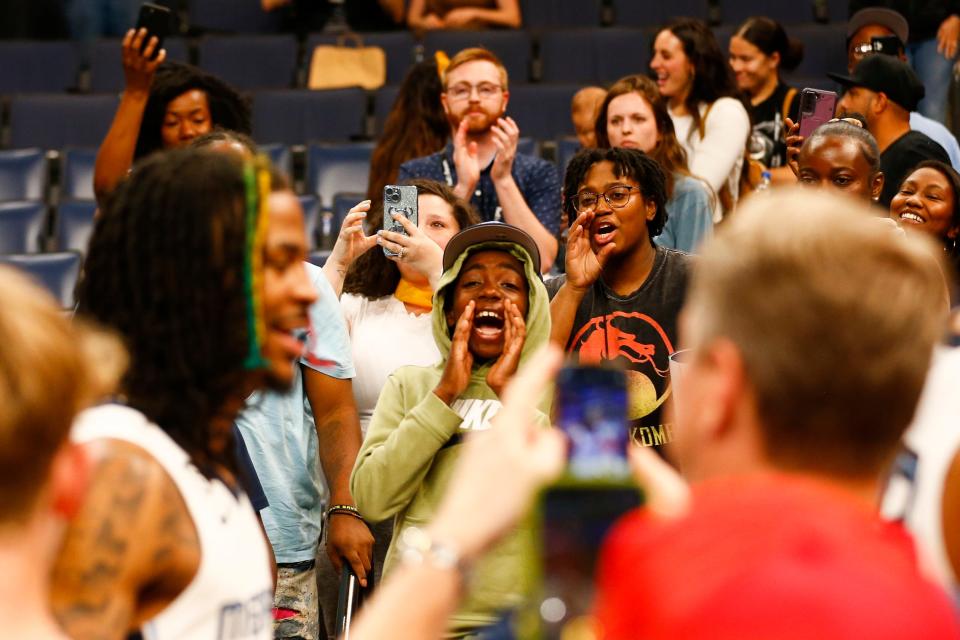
[
  {"xmin": 570, "ymin": 186, "xmax": 640, "ymax": 213},
  {"xmin": 446, "ymin": 82, "xmax": 503, "ymax": 102}
]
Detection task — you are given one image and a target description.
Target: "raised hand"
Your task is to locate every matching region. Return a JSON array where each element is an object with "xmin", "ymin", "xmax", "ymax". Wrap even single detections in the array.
[
  {"xmin": 564, "ymin": 211, "xmax": 613, "ymax": 291},
  {"xmin": 784, "ymin": 117, "xmax": 802, "ymax": 178},
  {"xmin": 434, "ymin": 301, "xmax": 475, "ymax": 405},
  {"xmin": 378, "ymin": 212, "xmax": 444, "ymax": 287},
  {"xmin": 328, "ymin": 200, "xmax": 378, "ymax": 269},
  {"xmin": 490, "ymin": 117, "xmax": 519, "ymax": 182},
  {"xmin": 122, "ymin": 28, "xmax": 166, "ymax": 95},
  {"xmin": 486, "ymin": 298, "xmax": 526, "ymax": 397},
  {"xmin": 452, "ymin": 119, "xmax": 481, "ymax": 200}
]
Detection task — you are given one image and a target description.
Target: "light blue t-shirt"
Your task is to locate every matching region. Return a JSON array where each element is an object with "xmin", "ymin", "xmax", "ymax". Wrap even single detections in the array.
[
  {"xmin": 235, "ymin": 262, "xmax": 355, "ymax": 563},
  {"xmin": 911, "ymin": 111, "xmax": 960, "ymax": 172},
  {"xmin": 654, "ymin": 174, "xmax": 713, "ymax": 254}
]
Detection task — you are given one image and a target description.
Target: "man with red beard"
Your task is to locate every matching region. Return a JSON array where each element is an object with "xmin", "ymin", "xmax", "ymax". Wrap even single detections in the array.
[{"xmin": 398, "ymin": 47, "xmax": 560, "ymax": 272}]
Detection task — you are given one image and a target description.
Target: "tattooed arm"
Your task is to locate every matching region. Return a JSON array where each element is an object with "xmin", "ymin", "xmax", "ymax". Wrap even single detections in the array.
[{"xmin": 51, "ymin": 440, "xmax": 200, "ymax": 640}]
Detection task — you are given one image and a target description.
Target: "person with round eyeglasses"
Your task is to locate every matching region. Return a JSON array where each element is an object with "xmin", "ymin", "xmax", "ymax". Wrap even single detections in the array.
[{"xmin": 547, "ymin": 147, "xmax": 691, "ymax": 456}]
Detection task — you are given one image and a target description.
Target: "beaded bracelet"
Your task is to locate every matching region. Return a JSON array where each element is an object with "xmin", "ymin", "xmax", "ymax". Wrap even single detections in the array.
[{"xmin": 326, "ymin": 504, "xmax": 364, "ymax": 522}]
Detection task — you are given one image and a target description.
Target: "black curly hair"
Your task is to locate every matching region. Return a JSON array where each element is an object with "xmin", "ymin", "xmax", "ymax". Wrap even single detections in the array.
[
  {"xmin": 343, "ymin": 179, "xmax": 480, "ymax": 299},
  {"xmin": 135, "ymin": 61, "xmax": 252, "ymax": 160},
  {"xmin": 77, "ymin": 149, "xmax": 266, "ymax": 475},
  {"xmin": 562, "ymin": 147, "xmax": 669, "ymax": 243}
]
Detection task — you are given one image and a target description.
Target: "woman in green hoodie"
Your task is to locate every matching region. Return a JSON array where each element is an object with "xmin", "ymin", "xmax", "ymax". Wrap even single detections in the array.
[{"xmin": 351, "ymin": 222, "xmax": 553, "ymax": 636}]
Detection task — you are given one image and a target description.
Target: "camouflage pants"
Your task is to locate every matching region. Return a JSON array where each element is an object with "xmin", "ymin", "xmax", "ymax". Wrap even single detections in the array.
[{"xmin": 273, "ymin": 560, "xmax": 320, "ymax": 640}]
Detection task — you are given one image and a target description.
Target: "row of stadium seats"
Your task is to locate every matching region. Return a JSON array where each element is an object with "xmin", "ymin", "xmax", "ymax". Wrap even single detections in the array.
[
  {"xmin": 186, "ymin": 0, "xmax": 847, "ymax": 33},
  {"xmin": 0, "ymin": 22, "xmax": 848, "ymax": 94},
  {"xmin": 0, "ymin": 139, "xmax": 573, "ymax": 206}
]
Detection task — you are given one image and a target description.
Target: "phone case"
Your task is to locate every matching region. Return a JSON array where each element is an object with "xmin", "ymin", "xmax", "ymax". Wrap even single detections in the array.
[
  {"xmin": 798, "ymin": 89, "xmax": 838, "ymax": 138},
  {"xmin": 382, "ymin": 185, "xmax": 418, "ymax": 257},
  {"xmin": 335, "ymin": 565, "xmax": 373, "ymax": 637},
  {"xmin": 135, "ymin": 3, "xmax": 172, "ymax": 59}
]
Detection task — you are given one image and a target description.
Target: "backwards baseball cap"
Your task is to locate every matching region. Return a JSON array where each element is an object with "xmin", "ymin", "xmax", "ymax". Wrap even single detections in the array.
[
  {"xmin": 847, "ymin": 7, "xmax": 908, "ymax": 46},
  {"xmin": 442, "ymin": 221, "xmax": 541, "ymax": 275},
  {"xmin": 827, "ymin": 54, "xmax": 924, "ymax": 112}
]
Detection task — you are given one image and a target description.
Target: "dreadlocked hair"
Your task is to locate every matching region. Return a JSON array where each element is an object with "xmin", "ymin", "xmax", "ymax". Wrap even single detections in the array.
[
  {"xmin": 77, "ymin": 149, "xmax": 274, "ymax": 475},
  {"xmin": 343, "ymin": 178, "xmax": 480, "ymax": 299},
  {"xmin": 563, "ymin": 147, "xmax": 669, "ymax": 242},
  {"xmin": 135, "ymin": 61, "xmax": 252, "ymax": 160}
]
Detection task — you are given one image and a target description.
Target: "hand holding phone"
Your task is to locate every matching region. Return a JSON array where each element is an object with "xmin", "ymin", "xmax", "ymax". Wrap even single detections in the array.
[
  {"xmin": 135, "ymin": 3, "xmax": 172, "ymax": 61},
  {"xmin": 797, "ymin": 88, "xmax": 838, "ymax": 138},
  {"xmin": 381, "ymin": 185, "xmax": 418, "ymax": 257}
]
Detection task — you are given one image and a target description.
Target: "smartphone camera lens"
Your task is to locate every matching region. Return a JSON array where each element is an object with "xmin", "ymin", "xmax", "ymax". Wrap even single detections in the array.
[{"xmin": 386, "ymin": 187, "xmax": 400, "ymax": 203}]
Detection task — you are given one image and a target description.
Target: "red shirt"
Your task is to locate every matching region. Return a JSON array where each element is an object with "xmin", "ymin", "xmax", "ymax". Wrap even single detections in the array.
[{"xmin": 595, "ymin": 474, "xmax": 960, "ymax": 639}]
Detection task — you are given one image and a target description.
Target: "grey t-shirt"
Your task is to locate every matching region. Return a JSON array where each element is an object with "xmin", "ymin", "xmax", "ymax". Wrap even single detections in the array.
[{"xmin": 546, "ymin": 246, "xmax": 691, "ymax": 452}]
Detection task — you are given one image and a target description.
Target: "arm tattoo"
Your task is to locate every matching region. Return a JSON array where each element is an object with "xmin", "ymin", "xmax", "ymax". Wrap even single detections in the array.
[{"xmin": 51, "ymin": 447, "xmax": 162, "ymax": 640}]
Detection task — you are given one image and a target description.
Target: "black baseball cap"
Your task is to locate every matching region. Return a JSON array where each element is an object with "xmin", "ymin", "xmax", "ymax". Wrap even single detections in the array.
[
  {"xmin": 827, "ymin": 54, "xmax": 924, "ymax": 112},
  {"xmin": 442, "ymin": 222, "xmax": 541, "ymax": 275}
]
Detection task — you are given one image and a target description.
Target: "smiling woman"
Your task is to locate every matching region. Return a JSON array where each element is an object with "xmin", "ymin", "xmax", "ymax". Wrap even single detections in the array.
[{"xmin": 890, "ymin": 160, "xmax": 960, "ymax": 267}]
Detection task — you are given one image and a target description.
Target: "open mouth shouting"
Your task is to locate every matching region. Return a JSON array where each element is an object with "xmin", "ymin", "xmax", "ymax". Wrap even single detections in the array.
[
  {"xmin": 473, "ymin": 308, "xmax": 505, "ymax": 342},
  {"xmin": 592, "ymin": 219, "xmax": 618, "ymax": 246}
]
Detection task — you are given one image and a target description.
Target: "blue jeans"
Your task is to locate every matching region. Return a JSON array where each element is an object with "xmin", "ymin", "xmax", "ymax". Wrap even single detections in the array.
[{"xmin": 907, "ymin": 37, "xmax": 956, "ymax": 125}]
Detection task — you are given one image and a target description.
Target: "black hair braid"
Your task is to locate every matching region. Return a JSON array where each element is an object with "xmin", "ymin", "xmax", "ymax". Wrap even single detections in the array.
[
  {"xmin": 77, "ymin": 150, "xmax": 253, "ymax": 474},
  {"xmin": 563, "ymin": 147, "xmax": 669, "ymax": 242}
]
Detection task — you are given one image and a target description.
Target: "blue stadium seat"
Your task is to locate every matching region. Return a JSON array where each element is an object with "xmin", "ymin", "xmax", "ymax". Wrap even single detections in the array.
[
  {"xmin": 517, "ymin": 137, "xmax": 537, "ymax": 157},
  {"xmin": 0, "ymin": 149, "xmax": 46, "ymax": 201},
  {"xmin": 306, "ymin": 143, "xmax": 374, "ymax": 207},
  {"xmin": 56, "ymin": 200, "xmax": 98, "ymax": 253},
  {"xmin": 298, "ymin": 194, "xmax": 321, "ymax": 248},
  {"xmin": 9, "ymin": 95, "xmax": 118, "ymax": 150},
  {"xmin": 522, "ymin": 0, "xmax": 603, "ymax": 27},
  {"xmin": 197, "ymin": 35, "xmax": 299, "ymax": 89},
  {"xmin": 0, "ymin": 201, "xmax": 47, "ymax": 254},
  {"xmin": 307, "ymin": 250, "xmax": 332, "ymax": 267},
  {"xmin": 188, "ymin": 0, "xmax": 282, "ymax": 33},
  {"xmin": 423, "ymin": 31, "xmax": 532, "ymax": 83},
  {"xmin": 60, "ymin": 148, "xmax": 98, "ymax": 201},
  {"xmin": 539, "ymin": 30, "xmax": 598, "ymax": 83},
  {"xmin": 789, "ymin": 23, "xmax": 847, "ymax": 79},
  {"xmin": 253, "ymin": 89, "xmax": 368, "ymax": 144},
  {"xmin": 0, "ymin": 41, "xmax": 80, "ymax": 94},
  {"xmin": 508, "ymin": 84, "xmax": 580, "ymax": 141},
  {"xmin": 89, "ymin": 37, "xmax": 189, "ymax": 93},
  {"xmin": 332, "ymin": 192, "xmax": 366, "ymax": 229},
  {"xmin": 556, "ymin": 137, "xmax": 582, "ymax": 173},
  {"xmin": 539, "ymin": 28, "xmax": 649, "ymax": 84},
  {"xmin": 0, "ymin": 252, "xmax": 81, "ymax": 308},
  {"xmin": 720, "ymin": 0, "xmax": 815, "ymax": 25},
  {"xmin": 373, "ymin": 84, "xmax": 401, "ymax": 136},
  {"xmin": 611, "ymin": 0, "xmax": 710, "ymax": 27},
  {"xmin": 260, "ymin": 143, "xmax": 293, "ymax": 177},
  {"xmin": 305, "ymin": 32, "xmax": 418, "ymax": 85}
]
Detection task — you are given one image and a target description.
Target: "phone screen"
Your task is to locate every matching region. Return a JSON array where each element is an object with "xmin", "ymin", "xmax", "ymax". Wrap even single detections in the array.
[
  {"xmin": 533, "ymin": 486, "xmax": 642, "ymax": 638},
  {"xmin": 554, "ymin": 365, "xmax": 630, "ymax": 481}
]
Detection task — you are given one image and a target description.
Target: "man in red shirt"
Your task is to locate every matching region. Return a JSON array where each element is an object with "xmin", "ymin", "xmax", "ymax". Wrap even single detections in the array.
[{"xmin": 595, "ymin": 188, "xmax": 960, "ymax": 639}]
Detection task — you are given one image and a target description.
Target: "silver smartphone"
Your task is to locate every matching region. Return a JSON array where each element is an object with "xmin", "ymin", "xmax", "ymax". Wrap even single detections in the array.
[{"xmin": 382, "ymin": 184, "xmax": 418, "ymax": 257}]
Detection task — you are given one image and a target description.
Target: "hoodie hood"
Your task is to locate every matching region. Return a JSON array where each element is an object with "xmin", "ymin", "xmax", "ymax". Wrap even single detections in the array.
[{"xmin": 432, "ymin": 240, "xmax": 551, "ymax": 371}]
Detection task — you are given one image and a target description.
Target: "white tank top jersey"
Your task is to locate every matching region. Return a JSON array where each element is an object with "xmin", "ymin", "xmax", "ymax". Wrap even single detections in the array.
[
  {"xmin": 71, "ymin": 404, "xmax": 274, "ymax": 640},
  {"xmin": 881, "ymin": 347, "xmax": 960, "ymax": 592}
]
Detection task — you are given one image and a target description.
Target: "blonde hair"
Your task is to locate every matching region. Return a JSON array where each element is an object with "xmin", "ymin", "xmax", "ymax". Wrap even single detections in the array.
[
  {"xmin": 442, "ymin": 47, "xmax": 509, "ymax": 91},
  {"xmin": 0, "ymin": 267, "xmax": 126, "ymax": 521},
  {"xmin": 686, "ymin": 188, "xmax": 948, "ymax": 479}
]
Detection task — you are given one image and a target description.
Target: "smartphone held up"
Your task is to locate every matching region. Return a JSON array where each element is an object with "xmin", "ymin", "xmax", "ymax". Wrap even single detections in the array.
[
  {"xmin": 135, "ymin": 2, "xmax": 172, "ymax": 60},
  {"xmin": 382, "ymin": 184, "xmax": 418, "ymax": 257}
]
